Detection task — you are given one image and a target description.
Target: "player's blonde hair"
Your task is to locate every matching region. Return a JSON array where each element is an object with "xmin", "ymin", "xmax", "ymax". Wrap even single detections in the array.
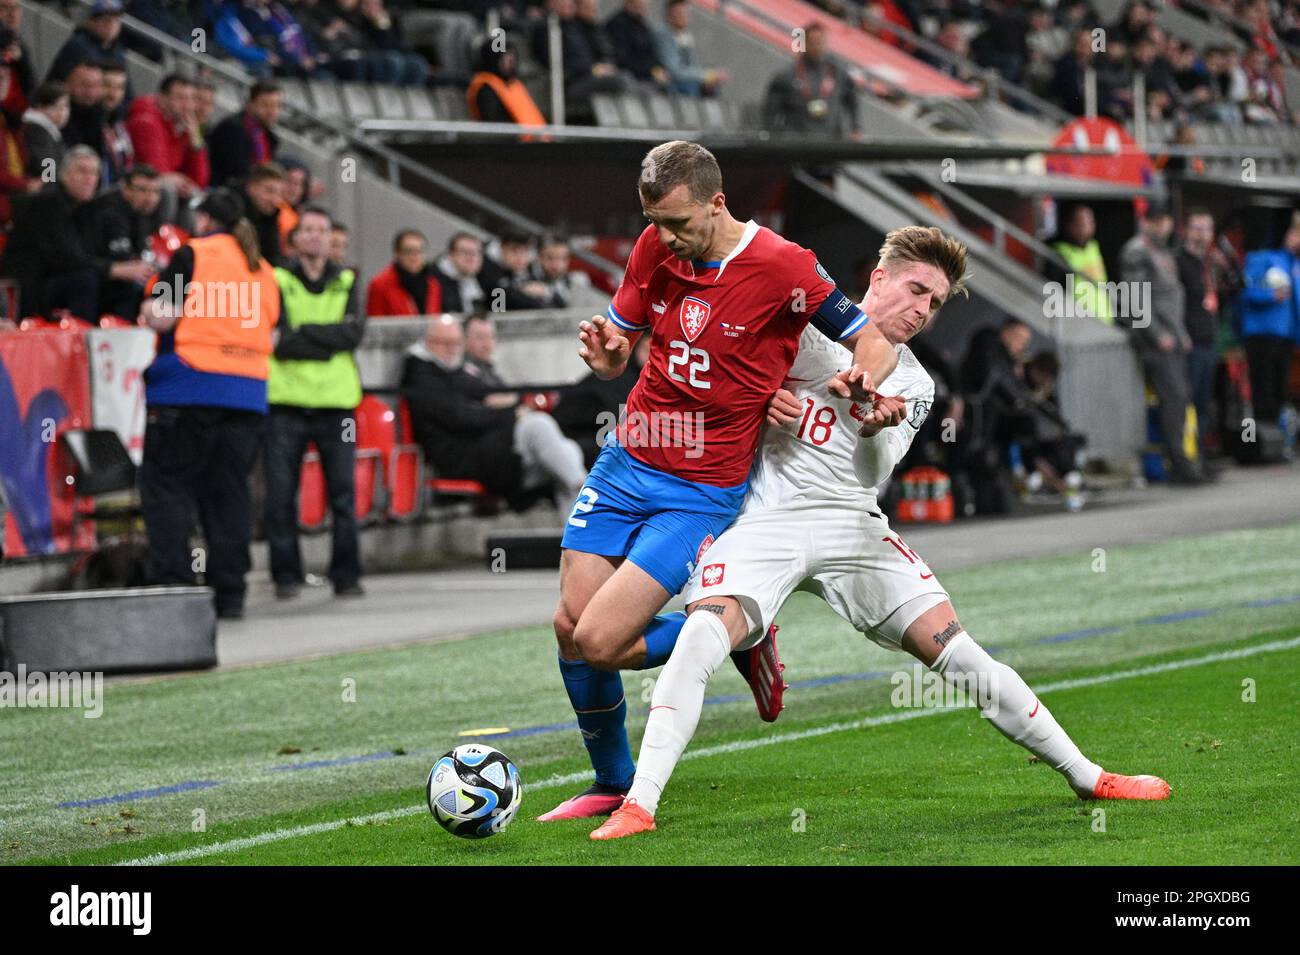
[
  {"xmin": 877, "ymin": 226, "xmax": 971, "ymax": 303},
  {"xmin": 638, "ymin": 141, "xmax": 723, "ymax": 205}
]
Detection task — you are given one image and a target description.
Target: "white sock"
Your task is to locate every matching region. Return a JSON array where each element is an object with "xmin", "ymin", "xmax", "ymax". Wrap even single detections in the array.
[
  {"xmin": 626, "ymin": 610, "xmax": 731, "ymax": 816},
  {"xmin": 933, "ymin": 633, "xmax": 1103, "ymax": 796}
]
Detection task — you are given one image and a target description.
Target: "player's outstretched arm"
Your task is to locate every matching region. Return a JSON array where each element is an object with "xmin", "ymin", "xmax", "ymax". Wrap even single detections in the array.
[
  {"xmin": 835, "ymin": 322, "xmax": 898, "ymax": 401},
  {"xmin": 577, "ymin": 315, "xmax": 637, "ymax": 380}
]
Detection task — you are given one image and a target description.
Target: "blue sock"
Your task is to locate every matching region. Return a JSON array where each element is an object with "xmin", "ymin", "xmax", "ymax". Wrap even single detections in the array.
[
  {"xmin": 558, "ymin": 655, "xmax": 635, "ymax": 789},
  {"xmin": 640, "ymin": 611, "xmax": 687, "ymax": 669}
]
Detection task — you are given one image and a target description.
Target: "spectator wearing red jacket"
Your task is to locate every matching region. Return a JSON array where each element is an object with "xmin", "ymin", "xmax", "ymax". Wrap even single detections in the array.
[
  {"xmin": 125, "ymin": 72, "xmax": 208, "ymax": 201},
  {"xmin": 365, "ymin": 229, "xmax": 443, "ymax": 317}
]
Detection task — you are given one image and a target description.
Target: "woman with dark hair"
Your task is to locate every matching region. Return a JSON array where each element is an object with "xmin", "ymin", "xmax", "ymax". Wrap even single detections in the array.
[{"xmin": 137, "ymin": 187, "xmax": 283, "ymax": 619}]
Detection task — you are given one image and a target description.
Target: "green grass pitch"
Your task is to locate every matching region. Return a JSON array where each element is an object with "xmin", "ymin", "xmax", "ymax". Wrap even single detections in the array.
[{"xmin": 4, "ymin": 522, "xmax": 1299, "ymax": 866}]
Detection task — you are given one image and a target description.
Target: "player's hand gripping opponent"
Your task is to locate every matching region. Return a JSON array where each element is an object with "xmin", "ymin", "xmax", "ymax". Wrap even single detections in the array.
[
  {"xmin": 577, "ymin": 315, "xmax": 633, "ymax": 380},
  {"xmin": 824, "ymin": 368, "xmax": 908, "ymax": 436}
]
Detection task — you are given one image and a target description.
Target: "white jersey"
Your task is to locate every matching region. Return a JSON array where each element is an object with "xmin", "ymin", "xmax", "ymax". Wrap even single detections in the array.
[{"xmin": 744, "ymin": 325, "xmax": 935, "ymax": 514}]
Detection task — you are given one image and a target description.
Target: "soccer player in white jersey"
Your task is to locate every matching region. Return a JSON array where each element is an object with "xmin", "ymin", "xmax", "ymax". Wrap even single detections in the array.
[{"xmin": 591, "ymin": 226, "xmax": 1171, "ymax": 840}]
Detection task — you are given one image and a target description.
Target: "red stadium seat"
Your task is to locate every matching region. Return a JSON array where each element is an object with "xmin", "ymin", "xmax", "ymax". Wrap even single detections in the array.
[
  {"xmin": 382, "ymin": 396, "xmax": 425, "ymax": 521},
  {"xmin": 297, "ymin": 446, "xmax": 328, "ymax": 532}
]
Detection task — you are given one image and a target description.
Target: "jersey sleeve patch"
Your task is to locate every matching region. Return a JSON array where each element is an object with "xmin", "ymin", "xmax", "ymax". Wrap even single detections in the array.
[{"xmin": 907, "ymin": 398, "xmax": 931, "ymax": 431}]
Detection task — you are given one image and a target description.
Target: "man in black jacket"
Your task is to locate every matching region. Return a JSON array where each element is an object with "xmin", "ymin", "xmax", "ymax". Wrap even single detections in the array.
[
  {"xmin": 92, "ymin": 164, "xmax": 163, "ymax": 318},
  {"xmin": 239, "ymin": 161, "xmax": 287, "ymax": 268},
  {"xmin": 0, "ymin": 146, "xmax": 151, "ymax": 319},
  {"xmin": 208, "ymin": 81, "xmax": 281, "ymax": 189},
  {"xmin": 604, "ymin": 0, "xmax": 668, "ymax": 87},
  {"xmin": 46, "ymin": 1, "xmax": 130, "ymax": 88},
  {"xmin": 59, "ymin": 60, "xmax": 107, "ymax": 159},
  {"xmin": 401, "ymin": 315, "xmax": 587, "ymax": 510}
]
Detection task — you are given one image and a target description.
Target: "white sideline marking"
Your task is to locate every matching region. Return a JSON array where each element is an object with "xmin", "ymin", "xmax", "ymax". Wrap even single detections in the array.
[{"xmin": 117, "ymin": 635, "xmax": 1300, "ymax": 866}]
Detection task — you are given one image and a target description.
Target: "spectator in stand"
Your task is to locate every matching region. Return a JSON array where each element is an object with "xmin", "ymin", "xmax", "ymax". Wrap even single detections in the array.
[
  {"xmin": 209, "ymin": 0, "xmax": 276, "ymax": 79},
  {"xmin": 0, "ymin": 146, "xmax": 152, "ymax": 320},
  {"xmin": 100, "ymin": 63, "xmax": 133, "ymax": 184},
  {"xmin": 463, "ymin": 312, "xmax": 507, "ymax": 387},
  {"xmin": 345, "ymin": 0, "xmax": 429, "ymax": 87},
  {"xmin": 532, "ymin": 0, "xmax": 631, "ymax": 119},
  {"xmin": 923, "ymin": 20, "xmax": 986, "ymax": 86},
  {"xmin": 1238, "ymin": 212, "xmax": 1300, "ymax": 427},
  {"xmin": 1203, "ymin": 46, "xmax": 1250, "ymax": 123},
  {"xmin": 605, "ymin": 0, "xmax": 670, "ymax": 88},
  {"xmin": 239, "ymin": 161, "xmax": 289, "ymax": 267},
  {"xmin": 1114, "ymin": 1, "xmax": 1157, "ymax": 48},
  {"xmin": 295, "ymin": 0, "xmax": 373, "ymax": 83},
  {"xmin": 194, "ymin": 79, "xmax": 217, "ymax": 135},
  {"xmin": 265, "ymin": 206, "xmax": 367, "ymax": 601},
  {"xmin": 92, "ymin": 163, "xmax": 163, "ymax": 318},
  {"xmin": 122, "ymin": 1, "xmax": 194, "ymax": 61},
  {"xmin": 1017, "ymin": 350, "xmax": 1088, "ymax": 511},
  {"xmin": 970, "ymin": 5, "xmax": 1028, "ymax": 85},
  {"xmin": 489, "ymin": 233, "xmax": 547, "ymax": 307},
  {"xmin": 46, "ymin": 1, "xmax": 129, "ymax": 89},
  {"xmin": 0, "ymin": 57, "xmax": 39, "ymax": 230},
  {"xmin": 1127, "ymin": 31, "xmax": 1181, "ymax": 120},
  {"xmin": 531, "ymin": 233, "xmax": 607, "ymax": 311},
  {"xmin": 329, "ymin": 220, "xmax": 350, "ymax": 268},
  {"xmin": 22, "ymin": 81, "xmax": 68, "ymax": 180},
  {"xmin": 60, "ymin": 61, "xmax": 106, "ymax": 158},
  {"xmin": 552, "ymin": 334, "xmax": 650, "ymax": 467},
  {"xmin": 763, "ymin": 22, "xmax": 859, "ymax": 137},
  {"xmin": 435, "ymin": 232, "xmax": 494, "ymax": 313},
  {"xmin": 1024, "ymin": 2, "xmax": 1068, "ymax": 97},
  {"xmin": 1051, "ymin": 28, "xmax": 1099, "ymax": 117},
  {"xmin": 208, "ymin": 80, "xmax": 281, "ymax": 189},
  {"xmin": 467, "ymin": 38, "xmax": 546, "ymax": 128},
  {"xmin": 126, "ymin": 73, "xmax": 209, "ymax": 202},
  {"xmin": 656, "ymin": 0, "xmax": 727, "ymax": 98},
  {"xmin": 0, "ymin": 0, "xmax": 36, "ymax": 103},
  {"xmin": 1176, "ymin": 208, "xmax": 1233, "ymax": 445},
  {"xmin": 237, "ymin": 0, "xmax": 332, "ymax": 80},
  {"xmin": 137, "ymin": 188, "xmax": 282, "ymax": 620},
  {"xmin": 365, "ymin": 228, "xmax": 442, "ymax": 317},
  {"xmin": 275, "ymin": 156, "xmax": 319, "ymax": 252},
  {"xmin": 1119, "ymin": 202, "xmax": 1205, "ymax": 484},
  {"xmin": 401, "ymin": 314, "xmax": 588, "ymax": 510},
  {"xmin": 1241, "ymin": 47, "xmax": 1287, "ymax": 123}
]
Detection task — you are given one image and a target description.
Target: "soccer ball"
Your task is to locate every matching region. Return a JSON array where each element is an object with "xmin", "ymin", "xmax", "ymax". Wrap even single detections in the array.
[{"xmin": 426, "ymin": 743, "xmax": 522, "ymax": 838}]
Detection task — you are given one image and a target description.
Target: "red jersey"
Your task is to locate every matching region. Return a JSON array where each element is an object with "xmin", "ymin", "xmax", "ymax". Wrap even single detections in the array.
[{"xmin": 607, "ymin": 221, "xmax": 868, "ymax": 486}]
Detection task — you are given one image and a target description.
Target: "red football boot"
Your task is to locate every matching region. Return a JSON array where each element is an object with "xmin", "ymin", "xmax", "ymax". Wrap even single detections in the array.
[{"xmin": 730, "ymin": 624, "xmax": 788, "ymax": 722}]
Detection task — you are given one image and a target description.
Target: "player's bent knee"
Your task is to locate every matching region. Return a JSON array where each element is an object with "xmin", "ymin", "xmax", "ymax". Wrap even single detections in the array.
[
  {"xmin": 553, "ymin": 604, "xmax": 580, "ymax": 659},
  {"xmin": 686, "ymin": 596, "xmax": 750, "ymax": 647},
  {"xmin": 571, "ymin": 618, "xmax": 628, "ymax": 671}
]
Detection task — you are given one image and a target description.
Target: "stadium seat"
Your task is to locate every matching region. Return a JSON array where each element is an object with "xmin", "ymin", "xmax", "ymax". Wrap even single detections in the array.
[
  {"xmin": 675, "ymin": 96, "xmax": 702, "ymax": 129},
  {"xmin": 371, "ymin": 83, "xmax": 409, "ymax": 121},
  {"xmin": 405, "ymin": 87, "xmax": 439, "ymax": 121},
  {"xmin": 646, "ymin": 93, "xmax": 677, "ymax": 129},
  {"xmin": 298, "ymin": 446, "xmax": 329, "ymax": 532},
  {"xmin": 699, "ymin": 98, "xmax": 726, "ymax": 129},
  {"xmin": 394, "ymin": 396, "xmax": 487, "ymax": 505},
  {"xmin": 618, "ymin": 94, "xmax": 651, "ymax": 129},
  {"xmin": 352, "ymin": 396, "xmax": 392, "ymax": 525},
  {"xmin": 341, "ymin": 83, "xmax": 378, "ymax": 121},
  {"xmin": 434, "ymin": 87, "xmax": 470, "ymax": 121},
  {"xmin": 277, "ymin": 79, "xmax": 311, "ymax": 116},
  {"xmin": 307, "ymin": 81, "xmax": 346, "ymax": 124},
  {"xmin": 591, "ymin": 94, "xmax": 622, "ymax": 127}
]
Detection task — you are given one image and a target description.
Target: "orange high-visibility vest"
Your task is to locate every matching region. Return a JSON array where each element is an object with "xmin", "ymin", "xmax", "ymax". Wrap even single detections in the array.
[
  {"xmin": 174, "ymin": 233, "xmax": 280, "ymax": 380},
  {"xmin": 467, "ymin": 73, "xmax": 547, "ymax": 127}
]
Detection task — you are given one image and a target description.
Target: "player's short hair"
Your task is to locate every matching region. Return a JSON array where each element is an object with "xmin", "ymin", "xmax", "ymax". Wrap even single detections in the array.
[
  {"xmin": 876, "ymin": 226, "xmax": 971, "ymax": 303},
  {"xmin": 393, "ymin": 228, "xmax": 424, "ymax": 251},
  {"xmin": 124, "ymin": 163, "xmax": 160, "ymax": 184},
  {"xmin": 247, "ymin": 161, "xmax": 285, "ymax": 184},
  {"xmin": 159, "ymin": 73, "xmax": 193, "ymax": 95},
  {"xmin": 638, "ymin": 140, "xmax": 722, "ymax": 205}
]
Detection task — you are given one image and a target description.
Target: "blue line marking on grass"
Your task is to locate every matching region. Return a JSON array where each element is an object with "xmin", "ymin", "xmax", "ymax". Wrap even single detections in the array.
[
  {"xmin": 58, "ymin": 591, "xmax": 1300, "ymax": 809},
  {"xmin": 58, "ymin": 780, "xmax": 221, "ymax": 808}
]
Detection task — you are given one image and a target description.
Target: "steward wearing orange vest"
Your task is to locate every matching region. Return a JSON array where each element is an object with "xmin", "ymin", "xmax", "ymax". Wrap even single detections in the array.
[
  {"xmin": 467, "ymin": 41, "xmax": 547, "ymax": 129},
  {"xmin": 139, "ymin": 189, "xmax": 282, "ymax": 620}
]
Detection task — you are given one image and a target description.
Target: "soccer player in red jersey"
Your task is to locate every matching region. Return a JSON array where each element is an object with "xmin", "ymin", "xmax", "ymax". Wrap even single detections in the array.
[{"xmin": 541, "ymin": 140, "xmax": 905, "ymax": 821}]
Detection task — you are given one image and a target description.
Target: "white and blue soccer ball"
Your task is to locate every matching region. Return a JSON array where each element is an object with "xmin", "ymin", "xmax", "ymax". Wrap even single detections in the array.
[{"xmin": 426, "ymin": 743, "xmax": 522, "ymax": 839}]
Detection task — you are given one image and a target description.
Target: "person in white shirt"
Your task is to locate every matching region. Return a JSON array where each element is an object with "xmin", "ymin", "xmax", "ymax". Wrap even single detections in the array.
[{"xmin": 591, "ymin": 226, "xmax": 1171, "ymax": 840}]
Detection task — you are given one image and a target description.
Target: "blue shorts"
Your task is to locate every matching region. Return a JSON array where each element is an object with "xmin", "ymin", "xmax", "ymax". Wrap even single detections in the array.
[{"xmin": 561, "ymin": 442, "xmax": 748, "ymax": 595}]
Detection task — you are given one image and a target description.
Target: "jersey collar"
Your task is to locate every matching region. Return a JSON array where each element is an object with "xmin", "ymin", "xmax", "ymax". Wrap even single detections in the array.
[{"xmin": 693, "ymin": 220, "xmax": 759, "ymax": 280}]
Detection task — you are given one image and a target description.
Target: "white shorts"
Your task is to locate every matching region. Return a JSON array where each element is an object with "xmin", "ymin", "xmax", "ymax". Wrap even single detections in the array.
[{"xmin": 681, "ymin": 502, "xmax": 949, "ymax": 652}]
